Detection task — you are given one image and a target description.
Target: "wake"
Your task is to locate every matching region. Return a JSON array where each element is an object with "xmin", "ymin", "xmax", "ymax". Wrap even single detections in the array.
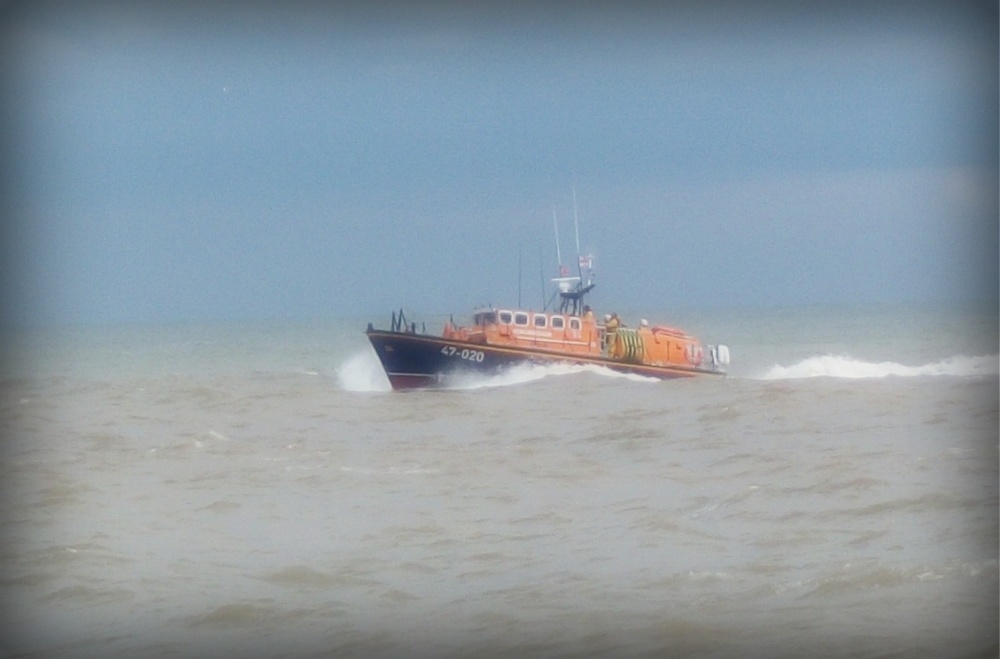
[
  {"xmin": 758, "ymin": 354, "xmax": 999, "ymax": 381},
  {"xmin": 334, "ymin": 350, "xmax": 657, "ymax": 392},
  {"xmin": 337, "ymin": 349, "xmax": 999, "ymax": 392},
  {"xmin": 445, "ymin": 361, "xmax": 657, "ymax": 390}
]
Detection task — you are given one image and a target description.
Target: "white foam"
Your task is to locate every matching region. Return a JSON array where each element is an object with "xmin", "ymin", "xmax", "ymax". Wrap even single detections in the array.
[
  {"xmin": 758, "ymin": 354, "xmax": 999, "ymax": 380},
  {"xmin": 335, "ymin": 350, "xmax": 392, "ymax": 392},
  {"xmin": 444, "ymin": 361, "xmax": 658, "ymax": 390},
  {"xmin": 334, "ymin": 351, "xmax": 661, "ymax": 392}
]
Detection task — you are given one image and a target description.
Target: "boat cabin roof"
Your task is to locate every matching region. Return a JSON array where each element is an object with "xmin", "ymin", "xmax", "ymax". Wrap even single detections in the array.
[{"xmin": 471, "ymin": 307, "xmax": 589, "ymax": 328}]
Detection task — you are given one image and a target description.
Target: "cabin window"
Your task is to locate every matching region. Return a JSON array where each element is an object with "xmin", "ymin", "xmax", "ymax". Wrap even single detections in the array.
[
  {"xmin": 474, "ymin": 311, "xmax": 496, "ymax": 326},
  {"xmin": 569, "ymin": 318, "xmax": 581, "ymax": 330},
  {"xmin": 498, "ymin": 310, "xmax": 513, "ymax": 324},
  {"xmin": 551, "ymin": 316, "xmax": 565, "ymax": 329},
  {"xmin": 533, "ymin": 314, "xmax": 547, "ymax": 328},
  {"xmin": 514, "ymin": 312, "xmax": 529, "ymax": 326}
]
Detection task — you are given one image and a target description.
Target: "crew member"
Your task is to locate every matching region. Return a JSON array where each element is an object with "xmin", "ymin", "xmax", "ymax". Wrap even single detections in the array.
[{"xmin": 604, "ymin": 312, "xmax": 620, "ymax": 354}]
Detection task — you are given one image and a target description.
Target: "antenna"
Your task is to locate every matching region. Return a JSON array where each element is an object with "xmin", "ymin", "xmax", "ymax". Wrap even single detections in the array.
[
  {"xmin": 539, "ymin": 247, "xmax": 546, "ymax": 310},
  {"xmin": 572, "ymin": 187, "xmax": 581, "ymax": 258},
  {"xmin": 572, "ymin": 187, "xmax": 588, "ymax": 286},
  {"xmin": 572, "ymin": 187, "xmax": 586, "ymax": 286},
  {"xmin": 517, "ymin": 241, "xmax": 522, "ymax": 308},
  {"xmin": 552, "ymin": 207, "xmax": 563, "ymax": 273},
  {"xmin": 549, "ymin": 191, "xmax": 590, "ymax": 314}
]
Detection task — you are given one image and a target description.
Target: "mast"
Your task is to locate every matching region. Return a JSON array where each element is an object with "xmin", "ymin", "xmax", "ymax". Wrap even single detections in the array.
[
  {"xmin": 553, "ymin": 207, "xmax": 563, "ymax": 274},
  {"xmin": 547, "ymin": 188, "xmax": 594, "ymax": 316},
  {"xmin": 539, "ymin": 248, "xmax": 546, "ymax": 310},
  {"xmin": 517, "ymin": 241, "xmax": 522, "ymax": 308},
  {"xmin": 572, "ymin": 187, "xmax": 581, "ymax": 272},
  {"xmin": 572, "ymin": 187, "xmax": 595, "ymax": 293}
]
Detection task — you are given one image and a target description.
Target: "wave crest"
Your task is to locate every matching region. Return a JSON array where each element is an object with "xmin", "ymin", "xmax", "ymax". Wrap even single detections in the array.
[
  {"xmin": 336, "ymin": 351, "xmax": 391, "ymax": 392},
  {"xmin": 334, "ymin": 351, "xmax": 657, "ymax": 392},
  {"xmin": 445, "ymin": 362, "xmax": 657, "ymax": 390},
  {"xmin": 758, "ymin": 354, "xmax": 999, "ymax": 380}
]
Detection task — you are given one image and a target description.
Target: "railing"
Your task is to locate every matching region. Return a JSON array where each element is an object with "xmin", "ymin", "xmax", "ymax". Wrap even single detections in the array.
[{"xmin": 390, "ymin": 309, "xmax": 425, "ymax": 334}]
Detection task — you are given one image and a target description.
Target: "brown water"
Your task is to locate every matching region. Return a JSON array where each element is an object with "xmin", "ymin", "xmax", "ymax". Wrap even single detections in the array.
[{"xmin": 1, "ymin": 312, "xmax": 997, "ymax": 658}]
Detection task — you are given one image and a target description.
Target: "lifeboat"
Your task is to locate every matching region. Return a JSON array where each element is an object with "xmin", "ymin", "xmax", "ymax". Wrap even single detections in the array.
[{"xmin": 365, "ymin": 260, "xmax": 730, "ymax": 390}]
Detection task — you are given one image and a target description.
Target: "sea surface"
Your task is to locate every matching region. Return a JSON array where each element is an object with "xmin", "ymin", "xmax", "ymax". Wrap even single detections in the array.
[{"xmin": 1, "ymin": 303, "xmax": 997, "ymax": 658}]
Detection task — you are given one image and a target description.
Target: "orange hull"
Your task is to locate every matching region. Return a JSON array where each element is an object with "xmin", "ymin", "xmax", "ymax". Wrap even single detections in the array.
[
  {"xmin": 445, "ymin": 307, "xmax": 716, "ymax": 371},
  {"xmin": 367, "ymin": 307, "xmax": 728, "ymax": 390}
]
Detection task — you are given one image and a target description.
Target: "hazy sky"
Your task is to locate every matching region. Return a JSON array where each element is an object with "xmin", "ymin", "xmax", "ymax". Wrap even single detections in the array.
[{"xmin": 1, "ymin": 1, "xmax": 997, "ymax": 326}]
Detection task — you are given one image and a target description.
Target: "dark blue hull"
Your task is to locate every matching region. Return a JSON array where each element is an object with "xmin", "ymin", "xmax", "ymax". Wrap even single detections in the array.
[
  {"xmin": 365, "ymin": 329, "xmax": 524, "ymax": 389},
  {"xmin": 365, "ymin": 328, "xmax": 719, "ymax": 390}
]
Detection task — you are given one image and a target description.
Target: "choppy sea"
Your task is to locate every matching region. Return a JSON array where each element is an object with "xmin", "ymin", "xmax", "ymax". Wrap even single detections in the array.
[{"xmin": 1, "ymin": 303, "xmax": 997, "ymax": 658}]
